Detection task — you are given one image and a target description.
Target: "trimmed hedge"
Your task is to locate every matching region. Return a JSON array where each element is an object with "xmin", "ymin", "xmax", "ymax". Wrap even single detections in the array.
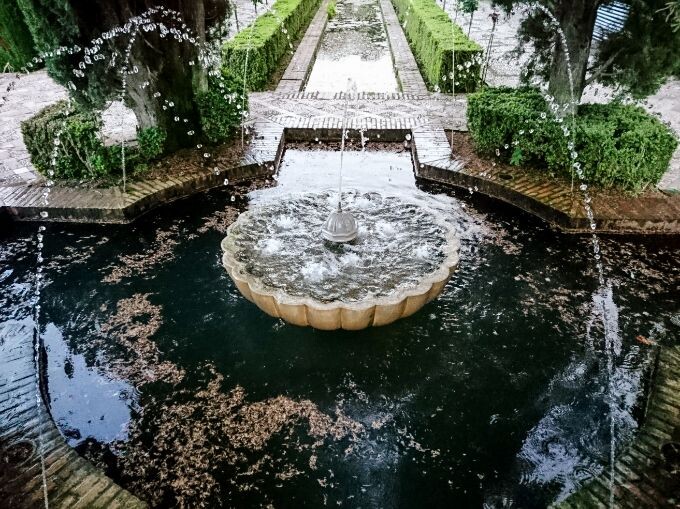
[
  {"xmin": 0, "ymin": 0, "xmax": 37, "ymax": 70},
  {"xmin": 21, "ymin": 101, "xmax": 166, "ymax": 181},
  {"xmin": 196, "ymin": 69, "xmax": 247, "ymax": 144},
  {"xmin": 467, "ymin": 87, "xmax": 679, "ymax": 192},
  {"xmin": 222, "ymin": 0, "xmax": 321, "ymax": 91},
  {"xmin": 391, "ymin": 0, "xmax": 482, "ymax": 92}
]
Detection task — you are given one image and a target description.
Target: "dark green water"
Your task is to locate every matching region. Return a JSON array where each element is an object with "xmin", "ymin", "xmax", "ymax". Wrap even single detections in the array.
[{"xmin": 1, "ymin": 149, "xmax": 678, "ymax": 508}]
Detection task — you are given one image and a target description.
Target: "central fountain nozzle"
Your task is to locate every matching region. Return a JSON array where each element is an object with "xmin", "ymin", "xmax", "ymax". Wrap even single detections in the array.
[{"xmin": 321, "ymin": 203, "xmax": 358, "ymax": 243}]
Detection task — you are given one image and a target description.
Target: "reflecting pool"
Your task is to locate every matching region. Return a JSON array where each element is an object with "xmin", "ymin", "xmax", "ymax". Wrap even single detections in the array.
[
  {"xmin": 1, "ymin": 147, "xmax": 678, "ymax": 508},
  {"xmin": 304, "ymin": 0, "xmax": 399, "ymax": 93}
]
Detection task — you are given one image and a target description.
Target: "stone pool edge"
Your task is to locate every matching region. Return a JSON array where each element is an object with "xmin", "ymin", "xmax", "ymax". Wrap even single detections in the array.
[
  {"xmin": 2, "ymin": 123, "xmax": 680, "ymax": 234},
  {"xmin": 553, "ymin": 343, "xmax": 680, "ymax": 508},
  {"xmin": 0, "ymin": 120, "xmax": 284, "ymax": 224},
  {"xmin": 0, "ymin": 321, "xmax": 148, "ymax": 508}
]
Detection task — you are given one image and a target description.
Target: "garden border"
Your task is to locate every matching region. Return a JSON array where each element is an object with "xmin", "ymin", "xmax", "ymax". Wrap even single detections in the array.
[{"xmin": 2, "ymin": 121, "xmax": 680, "ymax": 233}]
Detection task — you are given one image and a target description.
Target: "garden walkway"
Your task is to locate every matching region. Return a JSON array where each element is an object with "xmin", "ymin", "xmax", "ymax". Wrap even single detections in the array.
[{"xmin": 0, "ymin": 71, "xmax": 66, "ymax": 186}]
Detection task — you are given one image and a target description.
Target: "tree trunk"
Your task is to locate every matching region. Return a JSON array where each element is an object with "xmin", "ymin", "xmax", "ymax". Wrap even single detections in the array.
[
  {"xmin": 40, "ymin": 0, "xmax": 228, "ymax": 150},
  {"xmin": 548, "ymin": 0, "xmax": 600, "ymax": 111}
]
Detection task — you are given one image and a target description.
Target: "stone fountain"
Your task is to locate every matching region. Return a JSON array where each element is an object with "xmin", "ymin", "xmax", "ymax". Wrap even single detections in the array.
[
  {"xmin": 221, "ymin": 78, "xmax": 458, "ymax": 330},
  {"xmin": 221, "ymin": 191, "xmax": 459, "ymax": 330}
]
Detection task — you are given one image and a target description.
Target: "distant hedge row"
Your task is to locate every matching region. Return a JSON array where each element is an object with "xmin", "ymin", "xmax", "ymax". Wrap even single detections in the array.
[
  {"xmin": 0, "ymin": 0, "xmax": 37, "ymax": 71},
  {"xmin": 222, "ymin": 0, "xmax": 321, "ymax": 91},
  {"xmin": 391, "ymin": 0, "xmax": 482, "ymax": 92},
  {"xmin": 467, "ymin": 87, "xmax": 678, "ymax": 192}
]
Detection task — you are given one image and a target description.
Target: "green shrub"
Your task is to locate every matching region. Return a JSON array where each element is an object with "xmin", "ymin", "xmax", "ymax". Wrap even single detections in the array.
[
  {"xmin": 222, "ymin": 0, "xmax": 321, "ymax": 90},
  {"xmin": 467, "ymin": 87, "xmax": 679, "ymax": 192},
  {"xmin": 327, "ymin": 0, "xmax": 336, "ymax": 18},
  {"xmin": 391, "ymin": 0, "xmax": 482, "ymax": 92},
  {"xmin": 137, "ymin": 127, "xmax": 167, "ymax": 161},
  {"xmin": 21, "ymin": 101, "xmax": 167, "ymax": 181},
  {"xmin": 0, "ymin": 0, "xmax": 37, "ymax": 71},
  {"xmin": 196, "ymin": 70, "xmax": 247, "ymax": 144}
]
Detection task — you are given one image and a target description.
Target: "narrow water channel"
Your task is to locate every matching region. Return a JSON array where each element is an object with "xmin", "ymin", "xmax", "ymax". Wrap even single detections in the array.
[{"xmin": 304, "ymin": 0, "xmax": 399, "ymax": 93}]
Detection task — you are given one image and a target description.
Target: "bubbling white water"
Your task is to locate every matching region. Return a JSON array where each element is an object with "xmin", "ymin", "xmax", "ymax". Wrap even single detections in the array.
[{"xmin": 228, "ymin": 190, "xmax": 455, "ymax": 303}]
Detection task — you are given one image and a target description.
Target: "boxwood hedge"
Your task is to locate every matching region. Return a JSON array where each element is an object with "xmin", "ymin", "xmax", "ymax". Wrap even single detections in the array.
[
  {"xmin": 467, "ymin": 87, "xmax": 678, "ymax": 192},
  {"xmin": 0, "ymin": 0, "xmax": 37, "ymax": 70},
  {"xmin": 222, "ymin": 0, "xmax": 321, "ymax": 91},
  {"xmin": 391, "ymin": 0, "xmax": 482, "ymax": 92},
  {"xmin": 21, "ymin": 101, "xmax": 166, "ymax": 181}
]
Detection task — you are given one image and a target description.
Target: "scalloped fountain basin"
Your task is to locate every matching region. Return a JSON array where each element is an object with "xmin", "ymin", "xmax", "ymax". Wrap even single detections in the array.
[{"xmin": 221, "ymin": 191, "xmax": 460, "ymax": 330}]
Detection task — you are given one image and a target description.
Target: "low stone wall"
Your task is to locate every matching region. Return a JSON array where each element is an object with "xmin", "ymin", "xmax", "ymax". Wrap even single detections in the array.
[
  {"xmin": 554, "ymin": 344, "xmax": 680, "ymax": 508},
  {"xmin": 2, "ymin": 123, "xmax": 680, "ymax": 233},
  {"xmin": 0, "ymin": 120, "xmax": 284, "ymax": 224},
  {"xmin": 411, "ymin": 128, "xmax": 680, "ymax": 235},
  {"xmin": 0, "ymin": 320, "xmax": 147, "ymax": 508}
]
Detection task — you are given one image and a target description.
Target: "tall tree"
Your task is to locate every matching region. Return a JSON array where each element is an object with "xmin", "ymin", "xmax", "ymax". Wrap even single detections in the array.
[
  {"xmin": 496, "ymin": 0, "xmax": 680, "ymax": 109},
  {"xmin": 16, "ymin": 0, "xmax": 231, "ymax": 148},
  {"xmin": 0, "ymin": 0, "xmax": 37, "ymax": 71}
]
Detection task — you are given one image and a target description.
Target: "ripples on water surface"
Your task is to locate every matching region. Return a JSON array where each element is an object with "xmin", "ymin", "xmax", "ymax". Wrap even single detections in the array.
[
  {"xmin": 1, "ymin": 147, "xmax": 678, "ymax": 508},
  {"xmin": 304, "ymin": 0, "xmax": 399, "ymax": 93}
]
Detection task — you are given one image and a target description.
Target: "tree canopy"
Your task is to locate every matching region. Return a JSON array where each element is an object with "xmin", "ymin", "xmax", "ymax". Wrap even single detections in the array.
[
  {"xmin": 15, "ymin": 0, "xmax": 232, "ymax": 147},
  {"xmin": 494, "ymin": 0, "xmax": 680, "ymax": 105}
]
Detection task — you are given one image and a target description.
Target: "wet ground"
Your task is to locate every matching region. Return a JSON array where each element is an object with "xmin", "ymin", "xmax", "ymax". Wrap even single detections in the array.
[{"xmin": 1, "ymin": 147, "xmax": 679, "ymax": 508}]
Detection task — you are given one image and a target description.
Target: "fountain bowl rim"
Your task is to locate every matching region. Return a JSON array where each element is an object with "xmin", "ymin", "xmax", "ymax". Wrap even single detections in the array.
[{"xmin": 220, "ymin": 194, "xmax": 460, "ymax": 329}]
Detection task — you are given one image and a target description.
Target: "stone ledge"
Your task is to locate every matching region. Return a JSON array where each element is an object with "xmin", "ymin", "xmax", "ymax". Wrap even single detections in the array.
[
  {"xmin": 553, "ymin": 344, "xmax": 680, "ymax": 508},
  {"xmin": 0, "ymin": 320, "xmax": 147, "ymax": 508},
  {"xmin": 3, "ymin": 125, "xmax": 679, "ymax": 235},
  {"xmin": 276, "ymin": 0, "xmax": 331, "ymax": 92},
  {"xmin": 412, "ymin": 128, "xmax": 680, "ymax": 235},
  {"xmin": 0, "ymin": 123, "xmax": 285, "ymax": 224}
]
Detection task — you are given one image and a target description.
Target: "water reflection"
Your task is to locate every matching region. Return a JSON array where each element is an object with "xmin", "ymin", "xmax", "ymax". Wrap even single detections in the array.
[
  {"xmin": 44, "ymin": 323, "xmax": 136, "ymax": 445},
  {"xmin": 305, "ymin": 0, "xmax": 399, "ymax": 92},
  {"xmin": 0, "ymin": 147, "xmax": 677, "ymax": 507}
]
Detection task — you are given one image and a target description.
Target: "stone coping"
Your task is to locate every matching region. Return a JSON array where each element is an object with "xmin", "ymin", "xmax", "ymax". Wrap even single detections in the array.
[
  {"xmin": 0, "ymin": 320, "xmax": 147, "ymax": 508},
  {"xmin": 411, "ymin": 127, "xmax": 680, "ymax": 235},
  {"xmin": 554, "ymin": 343, "xmax": 680, "ymax": 508},
  {"xmin": 0, "ymin": 121, "xmax": 284, "ymax": 224},
  {"xmin": 2, "ymin": 124, "xmax": 679, "ymax": 234},
  {"xmin": 220, "ymin": 208, "xmax": 460, "ymax": 330}
]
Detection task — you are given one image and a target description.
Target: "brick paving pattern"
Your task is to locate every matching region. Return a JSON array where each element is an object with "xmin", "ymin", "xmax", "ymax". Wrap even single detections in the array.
[
  {"xmin": 0, "ymin": 319, "xmax": 147, "ymax": 508},
  {"xmin": 0, "ymin": 71, "xmax": 66, "ymax": 186},
  {"xmin": 555, "ymin": 344, "xmax": 680, "ymax": 509},
  {"xmin": 378, "ymin": 0, "xmax": 428, "ymax": 94}
]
